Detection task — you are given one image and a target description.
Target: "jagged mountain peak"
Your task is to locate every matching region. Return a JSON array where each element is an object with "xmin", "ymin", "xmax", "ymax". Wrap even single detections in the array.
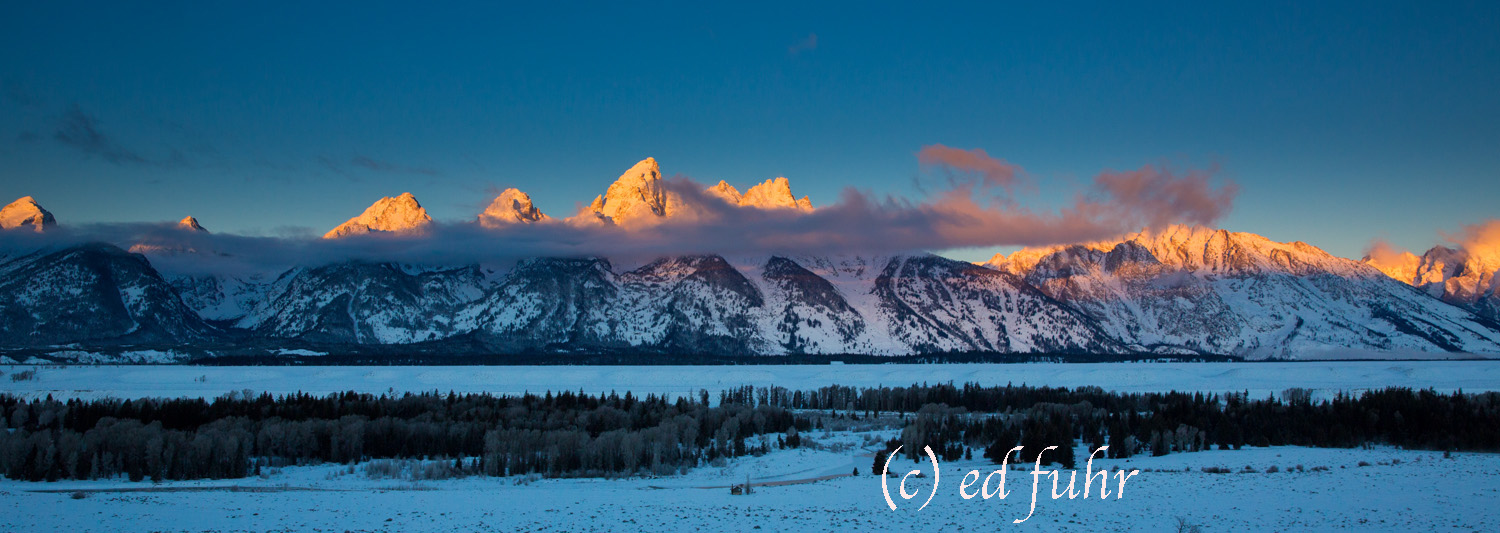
[
  {"xmin": 564, "ymin": 158, "xmax": 821, "ymax": 227},
  {"xmin": 706, "ymin": 180, "xmax": 743, "ymax": 204},
  {"xmin": 741, "ymin": 177, "xmax": 813, "ymax": 211},
  {"xmin": 323, "ymin": 192, "xmax": 433, "ymax": 239},
  {"xmin": 178, "ymin": 216, "xmax": 207, "ymax": 232},
  {"xmin": 0, "ymin": 196, "xmax": 57, "ymax": 232},
  {"xmin": 701, "ymin": 177, "xmax": 813, "ymax": 212},
  {"xmin": 578, "ymin": 157, "xmax": 670, "ymax": 227},
  {"xmin": 1372, "ymin": 234, "xmax": 1500, "ymax": 320},
  {"xmin": 479, "ymin": 188, "xmax": 549, "ymax": 227}
]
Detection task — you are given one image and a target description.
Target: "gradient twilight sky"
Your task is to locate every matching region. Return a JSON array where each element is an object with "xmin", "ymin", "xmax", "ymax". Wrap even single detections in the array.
[{"xmin": 1, "ymin": 2, "xmax": 1497, "ymax": 262}]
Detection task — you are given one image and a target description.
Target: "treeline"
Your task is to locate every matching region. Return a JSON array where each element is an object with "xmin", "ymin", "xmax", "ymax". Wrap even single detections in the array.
[
  {"xmin": 728, "ymin": 383, "xmax": 1500, "ymax": 463},
  {"xmin": 0, "ymin": 389, "xmax": 809, "ymax": 482},
  {"xmin": 3, "ymin": 382, "xmax": 1497, "ymax": 483},
  {"xmin": 186, "ymin": 351, "xmax": 1240, "ymax": 366}
]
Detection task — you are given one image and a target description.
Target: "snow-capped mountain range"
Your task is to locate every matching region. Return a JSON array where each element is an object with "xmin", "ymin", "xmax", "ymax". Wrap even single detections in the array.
[
  {"xmin": 2, "ymin": 158, "xmax": 1498, "ymax": 361},
  {"xmin": 986, "ymin": 226, "xmax": 1500, "ymax": 358}
]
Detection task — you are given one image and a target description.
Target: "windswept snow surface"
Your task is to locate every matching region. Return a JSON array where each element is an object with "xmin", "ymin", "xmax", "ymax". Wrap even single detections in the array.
[
  {"xmin": 0, "ymin": 436, "xmax": 1494, "ymax": 532},
  {"xmin": 3, "ymin": 362, "xmax": 1499, "ymax": 531},
  {"xmin": 2, "ymin": 361, "xmax": 1499, "ymax": 401}
]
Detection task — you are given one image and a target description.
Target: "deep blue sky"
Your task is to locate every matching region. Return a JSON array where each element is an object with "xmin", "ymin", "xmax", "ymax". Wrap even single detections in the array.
[{"xmin": 1, "ymin": 1, "xmax": 1497, "ymax": 261}]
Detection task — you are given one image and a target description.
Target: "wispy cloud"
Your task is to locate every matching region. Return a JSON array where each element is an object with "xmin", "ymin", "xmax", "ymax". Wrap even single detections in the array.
[
  {"xmin": 1362, "ymin": 238, "xmax": 1415, "ymax": 271},
  {"xmin": 1443, "ymin": 219, "xmax": 1500, "ymax": 257},
  {"xmin": 917, "ymin": 144, "xmax": 1023, "ymax": 191},
  {"xmin": 52, "ymin": 104, "xmax": 152, "ymax": 165},
  {"xmin": 788, "ymin": 33, "xmax": 818, "ymax": 56},
  {"xmin": 316, "ymin": 155, "xmax": 359, "ymax": 181},
  {"xmin": 1089, "ymin": 164, "xmax": 1238, "ymax": 229}
]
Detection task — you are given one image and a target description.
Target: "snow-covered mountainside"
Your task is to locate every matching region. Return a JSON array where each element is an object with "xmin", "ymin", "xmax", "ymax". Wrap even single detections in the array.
[
  {"xmin": 323, "ymin": 193, "xmax": 433, "ymax": 238},
  {"xmin": 0, "ymin": 196, "xmax": 56, "ymax": 232},
  {"xmin": 1366, "ymin": 241, "xmax": 1500, "ymax": 322},
  {"xmin": 0, "ymin": 242, "xmax": 1129, "ymax": 357},
  {"xmin": 0, "ymin": 243, "xmax": 216, "ymax": 348},
  {"xmin": 986, "ymin": 225, "xmax": 1500, "ymax": 357},
  {"xmin": 168, "ymin": 272, "xmax": 272, "ymax": 322},
  {"xmin": 453, "ymin": 253, "xmax": 1115, "ymax": 355},
  {"xmin": 240, "ymin": 262, "xmax": 491, "ymax": 344},
  {"xmin": 2, "ymin": 231, "xmax": 1497, "ymax": 358}
]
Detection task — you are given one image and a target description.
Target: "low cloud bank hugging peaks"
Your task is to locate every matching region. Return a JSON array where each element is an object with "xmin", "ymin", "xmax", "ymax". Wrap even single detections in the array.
[{"xmin": 0, "ymin": 146, "xmax": 1239, "ymax": 272}]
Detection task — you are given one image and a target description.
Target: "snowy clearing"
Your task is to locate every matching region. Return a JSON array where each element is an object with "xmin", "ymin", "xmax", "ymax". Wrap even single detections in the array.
[
  {"xmin": 5, "ymin": 361, "xmax": 1497, "ymax": 531},
  {"xmin": 0, "ymin": 430, "xmax": 1493, "ymax": 532}
]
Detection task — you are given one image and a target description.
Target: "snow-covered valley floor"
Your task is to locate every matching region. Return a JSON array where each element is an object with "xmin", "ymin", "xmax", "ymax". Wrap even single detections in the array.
[
  {"xmin": 0, "ymin": 435, "xmax": 1494, "ymax": 532},
  {"xmin": 4, "ymin": 361, "xmax": 1498, "ymax": 531},
  {"xmin": 3, "ymin": 360, "xmax": 1499, "ymax": 401}
]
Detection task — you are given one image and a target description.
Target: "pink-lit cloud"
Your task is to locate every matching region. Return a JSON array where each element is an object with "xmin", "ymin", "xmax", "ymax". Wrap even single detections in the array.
[
  {"xmin": 1088, "ymin": 164, "xmax": 1239, "ymax": 229},
  {"xmin": 1363, "ymin": 238, "xmax": 1413, "ymax": 264},
  {"xmin": 917, "ymin": 144, "xmax": 1023, "ymax": 191},
  {"xmin": 1361, "ymin": 238, "xmax": 1420, "ymax": 281},
  {"xmin": 1444, "ymin": 219, "xmax": 1500, "ymax": 257}
]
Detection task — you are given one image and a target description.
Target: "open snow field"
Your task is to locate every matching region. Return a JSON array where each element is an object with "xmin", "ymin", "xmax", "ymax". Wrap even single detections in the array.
[
  {"xmin": 4, "ymin": 361, "xmax": 1498, "ymax": 531},
  {"xmin": 0, "ymin": 433, "xmax": 1494, "ymax": 532},
  {"xmin": 3, "ymin": 360, "xmax": 1500, "ymax": 401}
]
